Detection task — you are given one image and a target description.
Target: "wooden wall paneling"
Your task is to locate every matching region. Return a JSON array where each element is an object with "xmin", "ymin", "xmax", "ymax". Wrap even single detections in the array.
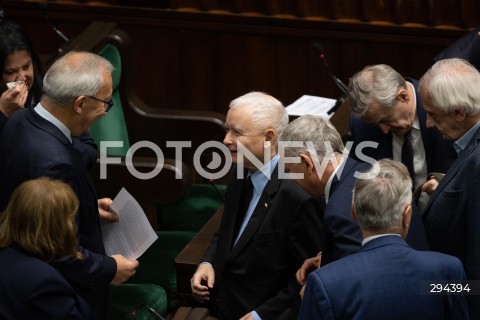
[
  {"xmin": 242, "ymin": 36, "xmax": 277, "ymax": 95},
  {"xmin": 170, "ymin": 0, "xmax": 202, "ymax": 11},
  {"xmin": 177, "ymin": 31, "xmax": 216, "ymax": 111},
  {"xmin": 396, "ymin": 0, "xmax": 430, "ymax": 26},
  {"xmin": 364, "ymin": 0, "xmax": 396, "ymax": 25},
  {"xmin": 461, "ymin": 0, "xmax": 480, "ymax": 29},
  {"xmin": 230, "ymin": 0, "xmax": 267, "ymax": 15},
  {"xmin": 275, "ymin": 39, "xmax": 311, "ymax": 106},
  {"xmin": 298, "ymin": 0, "xmax": 332, "ymax": 20},
  {"xmin": 430, "ymin": 0, "xmax": 464, "ymax": 28},
  {"xmin": 267, "ymin": 0, "xmax": 299, "ymax": 17},
  {"xmin": 212, "ymin": 33, "xmax": 251, "ymax": 112},
  {"xmin": 201, "ymin": 0, "xmax": 230, "ymax": 13},
  {"xmin": 333, "ymin": 0, "xmax": 364, "ymax": 22}
]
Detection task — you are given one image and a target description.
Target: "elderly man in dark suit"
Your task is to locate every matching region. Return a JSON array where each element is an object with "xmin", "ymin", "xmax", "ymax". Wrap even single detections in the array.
[
  {"xmin": 299, "ymin": 159, "xmax": 469, "ymax": 320},
  {"xmin": 278, "ymin": 115, "xmax": 368, "ymax": 280},
  {"xmin": 0, "ymin": 51, "xmax": 138, "ymax": 319},
  {"xmin": 420, "ymin": 58, "xmax": 480, "ymax": 319},
  {"xmin": 190, "ymin": 92, "xmax": 323, "ymax": 320},
  {"xmin": 346, "ymin": 64, "xmax": 457, "ymax": 250}
]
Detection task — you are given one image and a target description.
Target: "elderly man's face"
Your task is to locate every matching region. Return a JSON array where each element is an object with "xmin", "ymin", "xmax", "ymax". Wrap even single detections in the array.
[
  {"xmin": 362, "ymin": 100, "xmax": 414, "ymax": 136},
  {"xmin": 223, "ymin": 105, "xmax": 269, "ymax": 171},
  {"xmin": 422, "ymin": 89, "xmax": 463, "ymax": 140}
]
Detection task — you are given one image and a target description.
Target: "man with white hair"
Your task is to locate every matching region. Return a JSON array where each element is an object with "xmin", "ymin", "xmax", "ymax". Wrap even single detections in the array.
[
  {"xmin": 191, "ymin": 92, "xmax": 323, "ymax": 320},
  {"xmin": 420, "ymin": 57, "xmax": 480, "ymax": 319}
]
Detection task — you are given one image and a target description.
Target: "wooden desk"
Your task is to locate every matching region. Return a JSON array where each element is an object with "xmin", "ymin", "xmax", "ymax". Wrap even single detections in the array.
[{"xmin": 174, "ymin": 205, "xmax": 224, "ymax": 306}]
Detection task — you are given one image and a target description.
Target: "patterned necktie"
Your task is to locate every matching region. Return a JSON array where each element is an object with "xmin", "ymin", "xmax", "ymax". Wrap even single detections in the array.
[{"xmin": 401, "ymin": 130, "xmax": 415, "ymax": 184}]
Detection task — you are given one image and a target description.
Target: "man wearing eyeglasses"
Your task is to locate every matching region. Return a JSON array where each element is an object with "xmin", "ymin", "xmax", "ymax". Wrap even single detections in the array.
[{"xmin": 0, "ymin": 51, "xmax": 138, "ymax": 320}]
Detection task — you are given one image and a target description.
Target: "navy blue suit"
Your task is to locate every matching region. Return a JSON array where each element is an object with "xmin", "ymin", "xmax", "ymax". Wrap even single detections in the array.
[
  {"xmin": 423, "ymin": 126, "xmax": 480, "ymax": 319},
  {"xmin": 203, "ymin": 165, "xmax": 323, "ymax": 320},
  {"xmin": 299, "ymin": 235, "xmax": 469, "ymax": 320},
  {"xmin": 0, "ymin": 245, "xmax": 92, "ymax": 319},
  {"xmin": 435, "ymin": 26, "xmax": 480, "ymax": 70},
  {"xmin": 320, "ymin": 157, "xmax": 367, "ymax": 265},
  {"xmin": 349, "ymin": 79, "xmax": 456, "ymax": 251},
  {"xmin": 0, "ymin": 108, "xmax": 116, "ymax": 319}
]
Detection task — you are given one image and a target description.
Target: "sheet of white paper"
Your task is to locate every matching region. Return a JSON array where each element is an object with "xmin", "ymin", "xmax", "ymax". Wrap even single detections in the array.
[
  {"xmin": 285, "ymin": 95, "xmax": 337, "ymax": 119},
  {"xmin": 101, "ymin": 188, "xmax": 158, "ymax": 260}
]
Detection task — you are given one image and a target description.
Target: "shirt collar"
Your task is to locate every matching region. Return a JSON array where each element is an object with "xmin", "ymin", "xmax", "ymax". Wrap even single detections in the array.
[
  {"xmin": 249, "ymin": 154, "xmax": 279, "ymax": 195},
  {"xmin": 34, "ymin": 103, "xmax": 72, "ymax": 143},
  {"xmin": 454, "ymin": 121, "xmax": 480, "ymax": 154}
]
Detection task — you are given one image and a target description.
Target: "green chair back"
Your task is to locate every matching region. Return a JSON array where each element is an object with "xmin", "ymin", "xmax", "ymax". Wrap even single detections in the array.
[{"xmin": 90, "ymin": 44, "xmax": 131, "ymax": 157}]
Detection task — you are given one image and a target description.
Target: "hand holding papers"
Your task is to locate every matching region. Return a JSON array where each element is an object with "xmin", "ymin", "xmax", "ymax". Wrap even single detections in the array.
[
  {"xmin": 102, "ymin": 188, "xmax": 158, "ymax": 260},
  {"xmin": 285, "ymin": 95, "xmax": 337, "ymax": 118}
]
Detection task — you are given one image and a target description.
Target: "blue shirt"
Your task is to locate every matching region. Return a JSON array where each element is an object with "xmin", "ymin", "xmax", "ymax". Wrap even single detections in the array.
[{"xmin": 454, "ymin": 121, "xmax": 480, "ymax": 154}]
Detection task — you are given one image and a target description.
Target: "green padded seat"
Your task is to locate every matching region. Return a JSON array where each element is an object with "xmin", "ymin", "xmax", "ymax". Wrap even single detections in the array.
[
  {"xmin": 108, "ymin": 283, "xmax": 167, "ymax": 320},
  {"xmin": 157, "ymin": 184, "xmax": 226, "ymax": 232},
  {"xmin": 90, "ymin": 44, "xmax": 131, "ymax": 157},
  {"xmin": 129, "ymin": 230, "xmax": 197, "ymax": 311}
]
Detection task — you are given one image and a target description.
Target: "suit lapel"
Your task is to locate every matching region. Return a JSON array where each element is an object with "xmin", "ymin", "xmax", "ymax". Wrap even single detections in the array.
[
  {"xmin": 423, "ymin": 127, "xmax": 480, "ymax": 215},
  {"xmin": 229, "ymin": 166, "xmax": 280, "ymax": 256}
]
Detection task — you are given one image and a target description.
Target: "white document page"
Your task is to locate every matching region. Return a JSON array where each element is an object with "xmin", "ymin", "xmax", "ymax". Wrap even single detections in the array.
[
  {"xmin": 102, "ymin": 188, "xmax": 158, "ymax": 260},
  {"xmin": 285, "ymin": 95, "xmax": 336, "ymax": 118}
]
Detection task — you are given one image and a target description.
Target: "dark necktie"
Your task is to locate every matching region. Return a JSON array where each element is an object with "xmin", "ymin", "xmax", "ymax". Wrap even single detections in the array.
[
  {"xmin": 401, "ymin": 130, "xmax": 415, "ymax": 184},
  {"xmin": 233, "ymin": 176, "xmax": 253, "ymax": 242}
]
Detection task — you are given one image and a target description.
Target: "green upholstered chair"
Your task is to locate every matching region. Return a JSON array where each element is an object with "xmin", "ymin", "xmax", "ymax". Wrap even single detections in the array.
[
  {"xmin": 158, "ymin": 183, "xmax": 226, "ymax": 232},
  {"xmin": 90, "ymin": 44, "xmax": 130, "ymax": 157},
  {"xmin": 108, "ymin": 283, "xmax": 168, "ymax": 320}
]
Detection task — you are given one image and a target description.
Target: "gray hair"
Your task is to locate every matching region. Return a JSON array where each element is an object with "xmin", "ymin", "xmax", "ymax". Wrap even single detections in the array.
[
  {"xmin": 229, "ymin": 91, "xmax": 289, "ymax": 142},
  {"xmin": 42, "ymin": 51, "xmax": 114, "ymax": 106},
  {"xmin": 353, "ymin": 159, "xmax": 412, "ymax": 232},
  {"xmin": 279, "ymin": 115, "xmax": 344, "ymax": 160},
  {"xmin": 419, "ymin": 58, "xmax": 480, "ymax": 116},
  {"xmin": 347, "ymin": 64, "xmax": 407, "ymax": 117}
]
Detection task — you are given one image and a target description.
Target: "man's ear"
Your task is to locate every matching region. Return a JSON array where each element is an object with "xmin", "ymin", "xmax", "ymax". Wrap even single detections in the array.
[
  {"xmin": 299, "ymin": 153, "xmax": 314, "ymax": 173},
  {"xmin": 264, "ymin": 128, "xmax": 275, "ymax": 143},
  {"xmin": 454, "ymin": 108, "xmax": 466, "ymax": 121},
  {"xmin": 397, "ymin": 89, "xmax": 409, "ymax": 103},
  {"xmin": 73, "ymin": 96, "xmax": 86, "ymax": 114},
  {"xmin": 403, "ymin": 204, "xmax": 412, "ymax": 229}
]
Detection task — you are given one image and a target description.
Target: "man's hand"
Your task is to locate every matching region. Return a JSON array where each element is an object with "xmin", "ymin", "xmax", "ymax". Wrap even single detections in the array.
[
  {"xmin": 421, "ymin": 173, "xmax": 444, "ymax": 195},
  {"xmin": 239, "ymin": 312, "xmax": 254, "ymax": 320},
  {"xmin": 98, "ymin": 198, "xmax": 119, "ymax": 222},
  {"xmin": 0, "ymin": 82, "xmax": 28, "ymax": 117},
  {"xmin": 191, "ymin": 263, "xmax": 215, "ymax": 302},
  {"xmin": 111, "ymin": 254, "xmax": 139, "ymax": 285},
  {"xmin": 296, "ymin": 255, "xmax": 321, "ymax": 286}
]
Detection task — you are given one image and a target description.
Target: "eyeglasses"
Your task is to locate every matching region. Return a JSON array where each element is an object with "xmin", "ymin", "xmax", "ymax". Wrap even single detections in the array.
[{"xmin": 87, "ymin": 96, "xmax": 114, "ymax": 112}]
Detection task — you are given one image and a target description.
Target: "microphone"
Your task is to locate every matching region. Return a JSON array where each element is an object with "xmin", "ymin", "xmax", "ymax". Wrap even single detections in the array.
[
  {"xmin": 125, "ymin": 304, "xmax": 165, "ymax": 320},
  {"xmin": 312, "ymin": 42, "xmax": 348, "ymax": 94},
  {"xmin": 39, "ymin": 3, "xmax": 70, "ymax": 44}
]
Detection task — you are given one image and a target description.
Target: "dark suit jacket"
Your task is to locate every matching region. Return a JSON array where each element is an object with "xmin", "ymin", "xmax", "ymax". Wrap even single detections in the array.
[
  {"xmin": 203, "ymin": 165, "xmax": 323, "ymax": 320},
  {"xmin": 434, "ymin": 26, "xmax": 480, "ymax": 70},
  {"xmin": 0, "ymin": 245, "xmax": 92, "ymax": 319},
  {"xmin": 299, "ymin": 235, "xmax": 469, "ymax": 320},
  {"xmin": 320, "ymin": 157, "xmax": 367, "ymax": 265},
  {"xmin": 0, "ymin": 108, "xmax": 116, "ymax": 319},
  {"xmin": 423, "ymin": 126, "xmax": 480, "ymax": 319},
  {"xmin": 349, "ymin": 79, "xmax": 455, "ymax": 250}
]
